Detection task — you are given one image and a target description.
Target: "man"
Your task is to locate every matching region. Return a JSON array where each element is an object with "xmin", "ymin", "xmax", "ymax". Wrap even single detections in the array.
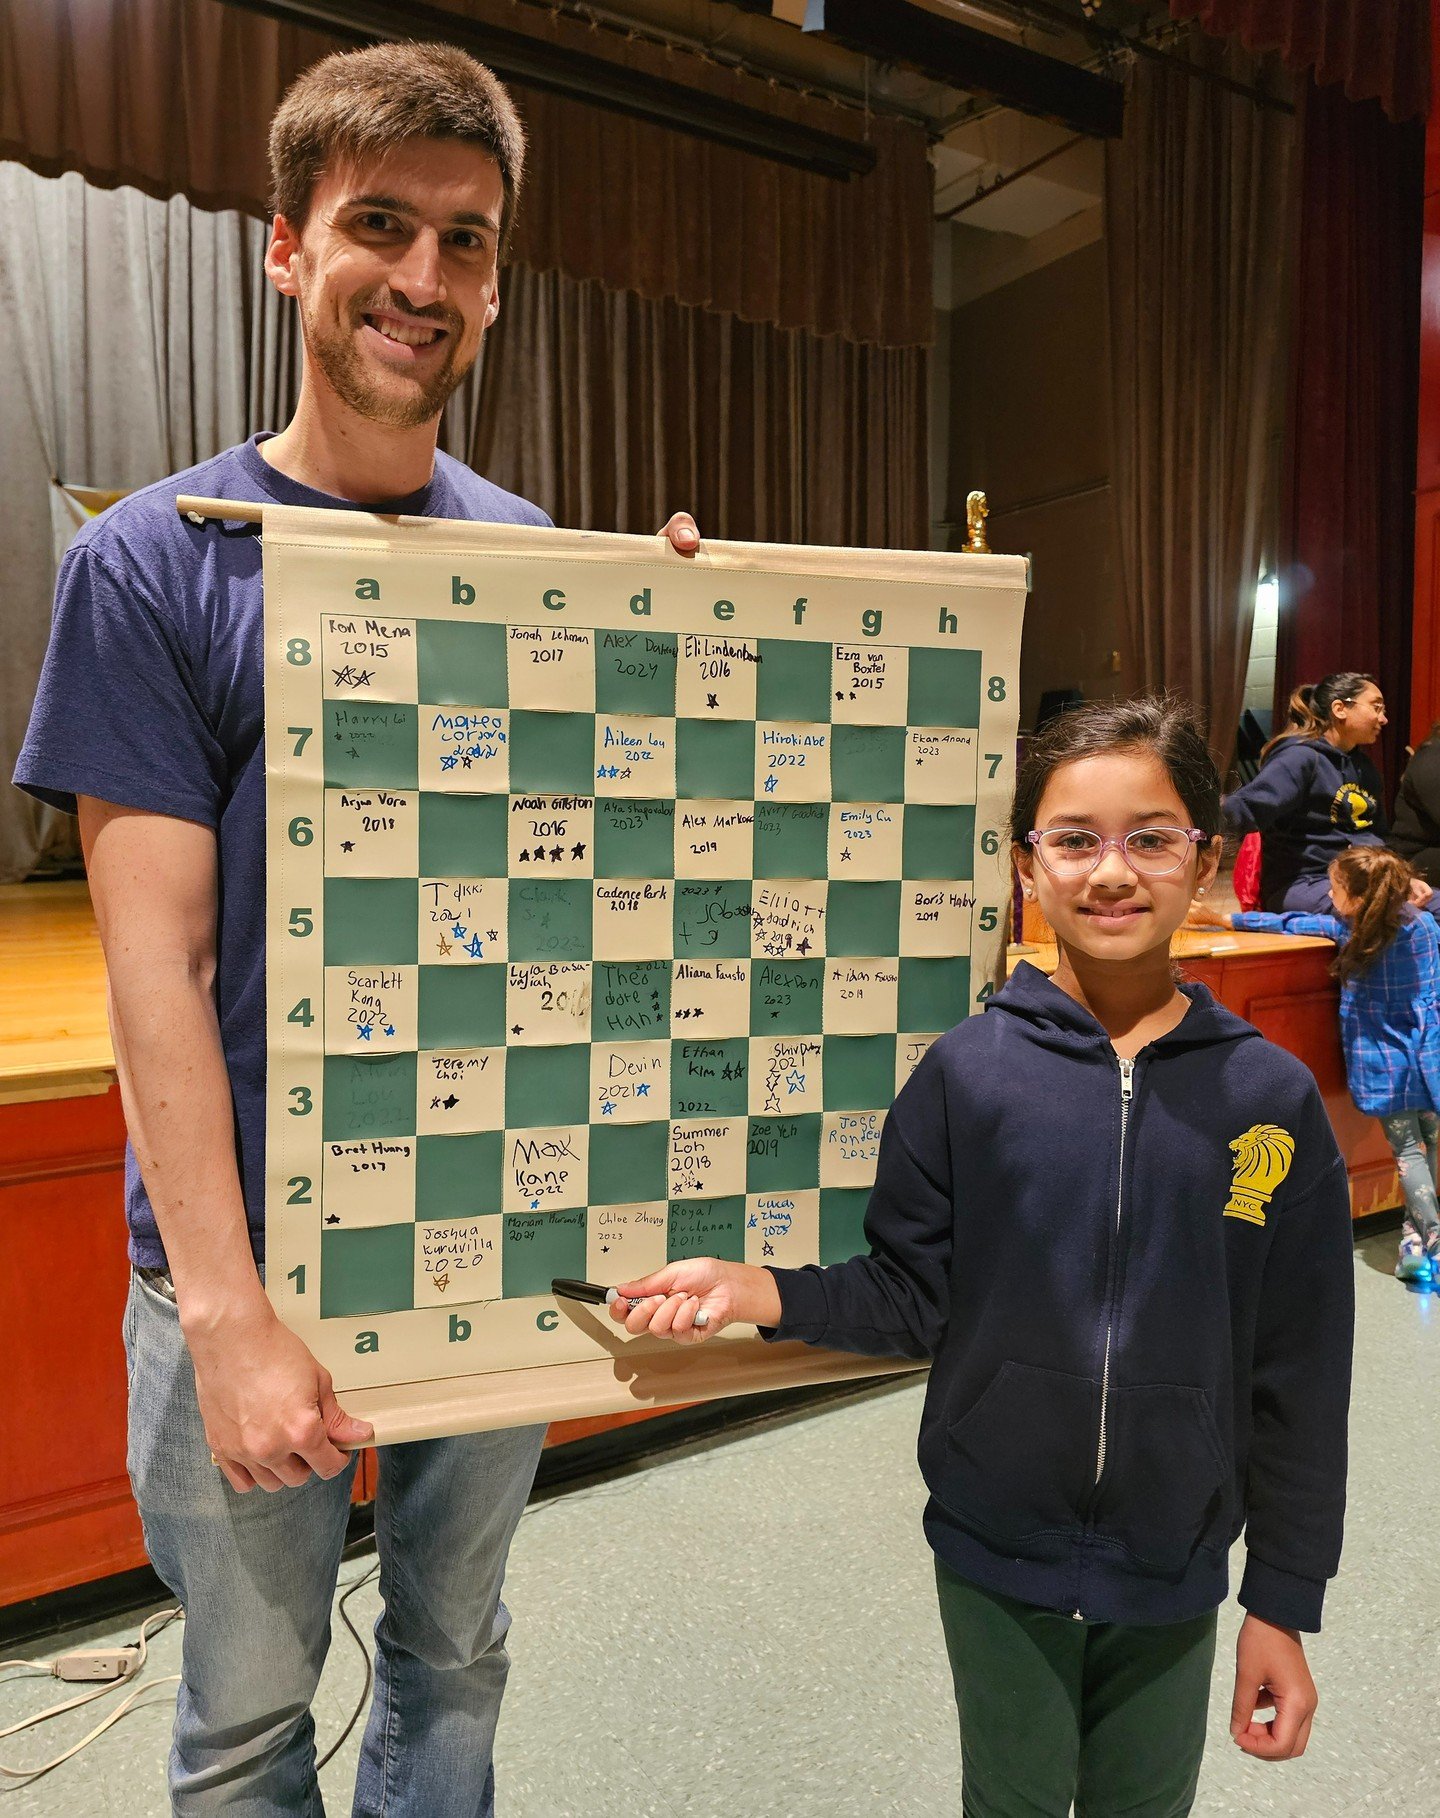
[{"xmin": 16, "ymin": 41, "xmax": 698, "ymax": 1814}]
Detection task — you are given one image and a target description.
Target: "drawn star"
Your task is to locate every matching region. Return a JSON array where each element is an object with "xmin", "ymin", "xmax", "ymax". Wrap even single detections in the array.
[
  {"xmin": 785, "ymin": 1069, "xmax": 806, "ymax": 1095},
  {"xmin": 460, "ymin": 755, "xmax": 473, "ymax": 769},
  {"xmin": 636, "ymin": 1081, "xmax": 651, "ymax": 1096},
  {"xmin": 431, "ymin": 1095, "xmax": 443, "ymax": 1110},
  {"xmin": 357, "ymin": 1024, "xmax": 372, "ymax": 1040},
  {"xmin": 383, "ymin": 1024, "xmax": 396, "ymax": 1037},
  {"xmin": 763, "ymin": 774, "xmax": 778, "ymax": 794},
  {"xmin": 518, "ymin": 848, "xmax": 530, "ymax": 862},
  {"xmin": 441, "ymin": 753, "xmax": 458, "ymax": 771},
  {"xmin": 532, "ymin": 845, "xmax": 547, "ymax": 861},
  {"xmin": 706, "ymin": 693, "xmax": 719, "ymax": 709},
  {"xmin": 550, "ymin": 845, "xmax": 563, "ymax": 862},
  {"xmin": 571, "ymin": 842, "xmax": 586, "ymax": 860},
  {"xmin": 340, "ymin": 839, "xmax": 355, "ymax": 852},
  {"xmin": 464, "ymin": 935, "xmax": 485, "ymax": 959},
  {"xmin": 597, "ymin": 766, "xmax": 608, "ymax": 780},
  {"xmin": 325, "ymin": 1214, "xmax": 340, "ymax": 1225},
  {"xmin": 763, "ymin": 1241, "xmax": 774, "ymax": 1257},
  {"xmin": 530, "ymin": 1198, "xmax": 541, "ymax": 1210},
  {"xmin": 601, "ymin": 1101, "xmax": 616, "ymax": 1116},
  {"xmin": 765, "ymin": 1097, "xmax": 781, "ymax": 1114},
  {"xmin": 796, "ymin": 937, "xmax": 812, "ymax": 955},
  {"xmin": 511, "ymin": 1023, "xmax": 524, "ymax": 1035},
  {"xmin": 452, "ymin": 925, "xmax": 468, "ymax": 943},
  {"xmin": 488, "ymin": 930, "xmax": 499, "ymax": 942},
  {"xmin": 835, "ymin": 690, "xmax": 845, "ymax": 701},
  {"xmin": 442, "ymin": 1093, "xmax": 459, "ymax": 1109},
  {"xmin": 355, "ymin": 669, "xmax": 374, "ymax": 687},
  {"xmin": 839, "ymin": 847, "xmax": 852, "ymax": 862}
]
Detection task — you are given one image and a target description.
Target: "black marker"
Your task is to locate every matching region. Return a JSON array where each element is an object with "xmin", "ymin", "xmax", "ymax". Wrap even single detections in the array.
[{"xmin": 551, "ymin": 1277, "xmax": 709, "ymax": 1328}]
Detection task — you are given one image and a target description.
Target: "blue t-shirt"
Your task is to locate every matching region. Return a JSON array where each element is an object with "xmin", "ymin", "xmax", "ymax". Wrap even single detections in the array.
[{"xmin": 15, "ymin": 434, "xmax": 550, "ymax": 1269}]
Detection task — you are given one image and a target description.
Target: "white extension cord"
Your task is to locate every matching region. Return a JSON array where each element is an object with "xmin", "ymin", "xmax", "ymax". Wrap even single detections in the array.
[{"xmin": 0, "ymin": 1560, "xmax": 380, "ymax": 1784}]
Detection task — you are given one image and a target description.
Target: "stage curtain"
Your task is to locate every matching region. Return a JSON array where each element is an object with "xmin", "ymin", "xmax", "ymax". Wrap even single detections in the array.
[
  {"xmin": 1104, "ymin": 33, "xmax": 1295, "ymax": 770},
  {"xmin": 0, "ymin": 164, "xmax": 928, "ymax": 881},
  {"xmin": 1169, "ymin": 0, "xmax": 1430, "ymax": 122},
  {"xmin": 473, "ymin": 265, "xmax": 929, "ymax": 547},
  {"xmin": 0, "ymin": 164, "xmax": 299, "ymax": 882},
  {"xmin": 0, "ymin": 0, "xmax": 932, "ymax": 350},
  {"xmin": 1273, "ymin": 79, "xmax": 1425, "ymax": 793}
]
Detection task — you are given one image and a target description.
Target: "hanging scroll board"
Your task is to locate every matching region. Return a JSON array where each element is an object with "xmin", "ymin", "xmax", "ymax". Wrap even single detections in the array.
[{"xmin": 254, "ymin": 505, "xmax": 1027, "ymax": 1442}]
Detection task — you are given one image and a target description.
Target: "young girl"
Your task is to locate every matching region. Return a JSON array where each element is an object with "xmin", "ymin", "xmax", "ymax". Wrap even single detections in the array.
[
  {"xmin": 613, "ymin": 697, "xmax": 1354, "ymax": 1818},
  {"xmin": 1192, "ymin": 844, "xmax": 1440, "ymax": 1284}
]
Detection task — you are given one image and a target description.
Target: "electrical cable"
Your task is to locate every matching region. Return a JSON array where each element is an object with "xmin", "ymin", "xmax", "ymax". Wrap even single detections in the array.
[
  {"xmin": 316, "ymin": 1562, "xmax": 381, "ymax": 1771},
  {"xmin": 0, "ymin": 1608, "xmax": 183, "ymax": 1783}
]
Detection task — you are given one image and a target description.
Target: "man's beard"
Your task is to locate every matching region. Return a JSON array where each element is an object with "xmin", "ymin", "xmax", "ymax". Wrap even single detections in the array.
[{"xmin": 302, "ymin": 288, "xmax": 474, "ymax": 429}]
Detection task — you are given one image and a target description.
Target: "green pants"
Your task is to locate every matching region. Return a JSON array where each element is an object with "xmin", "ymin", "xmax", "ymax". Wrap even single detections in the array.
[{"xmin": 935, "ymin": 1559, "xmax": 1218, "ymax": 1818}]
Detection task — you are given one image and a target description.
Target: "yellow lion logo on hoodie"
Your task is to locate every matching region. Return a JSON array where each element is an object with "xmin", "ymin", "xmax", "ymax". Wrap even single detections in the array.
[{"xmin": 1223, "ymin": 1125, "xmax": 1296, "ymax": 1228}]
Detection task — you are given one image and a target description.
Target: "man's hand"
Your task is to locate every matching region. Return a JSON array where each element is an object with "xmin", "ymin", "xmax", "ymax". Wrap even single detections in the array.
[
  {"xmin": 1230, "ymin": 1613, "xmax": 1317, "ymax": 1760},
  {"xmin": 185, "ymin": 1296, "xmax": 374, "ymax": 1493},
  {"xmin": 1186, "ymin": 900, "xmax": 1232, "ymax": 930},
  {"xmin": 658, "ymin": 512, "xmax": 700, "ymax": 556}
]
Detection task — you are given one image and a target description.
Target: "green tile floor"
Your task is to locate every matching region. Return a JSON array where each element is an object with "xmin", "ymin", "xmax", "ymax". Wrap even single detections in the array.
[{"xmin": 2, "ymin": 1231, "xmax": 1435, "ymax": 1816}]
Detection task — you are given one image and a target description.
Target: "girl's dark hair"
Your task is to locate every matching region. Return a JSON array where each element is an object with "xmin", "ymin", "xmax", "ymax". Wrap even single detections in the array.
[
  {"xmin": 1260, "ymin": 672, "xmax": 1379, "ymax": 758},
  {"xmin": 1329, "ymin": 846, "xmax": 1414, "ymax": 985},
  {"xmin": 1008, "ymin": 695, "xmax": 1223, "ymax": 848}
]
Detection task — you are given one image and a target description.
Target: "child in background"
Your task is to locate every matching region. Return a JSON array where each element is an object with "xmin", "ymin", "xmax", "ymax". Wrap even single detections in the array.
[
  {"xmin": 614, "ymin": 698, "xmax": 1354, "ymax": 1818},
  {"xmin": 1192, "ymin": 844, "xmax": 1440, "ymax": 1283}
]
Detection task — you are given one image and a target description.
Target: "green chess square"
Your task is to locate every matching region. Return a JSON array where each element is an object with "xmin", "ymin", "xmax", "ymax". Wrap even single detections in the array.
[
  {"xmin": 324, "ymin": 877, "xmax": 418, "ymax": 966},
  {"xmin": 320, "ymin": 1225, "xmax": 415, "ymax": 1318},
  {"xmin": 753, "ymin": 802, "xmax": 829, "ymax": 879},
  {"xmin": 594, "ymin": 961, "xmax": 670, "ymax": 1039},
  {"xmin": 827, "ymin": 881, "xmax": 902, "ymax": 957},
  {"xmin": 506, "ymin": 1044, "xmax": 590, "ymax": 1128},
  {"xmin": 590, "ymin": 1120, "xmax": 669, "ymax": 1205},
  {"xmin": 750, "ymin": 959, "xmax": 824, "ymax": 1034},
  {"xmin": 831, "ymin": 724, "xmax": 906, "ymax": 804},
  {"xmin": 594, "ymin": 629, "xmax": 678, "ymax": 715},
  {"xmin": 322, "ymin": 1053, "xmax": 418, "ymax": 1142},
  {"xmin": 418, "ymin": 793, "xmax": 508, "ymax": 876},
  {"xmin": 902, "ymin": 805, "xmax": 976, "ymax": 880},
  {"xmin": 508, "ymin": 711, "xmax": 595, "ymax": 795},
  {"xmin": 509, "ymin": 879, "xmax": 593, "ymax": 962},
  {"xmin": 820, "ymin": 1187, "xmax": 872, "ymax": 1264},
  {"xmin": 746, "ymin": 1114, "xmax": 821, "ymax": 1191},
  {"xmin": 756, "ymin": 639, "xmax": 833, "ymax": 723},
  {"xmin": 417, "ymin": 620, "xmax": 508, "ymax": 707},
  {"xmin": 675, "ymin": 720, "xmax": 755, "ymax": 800},
  {"xmin": 668, "ymin": 1197, "xmax": 746, "ymax": 1263},
  {"xmin": 671, "ymin": 1038, "xmax": 749, "ymax": 1117},
  {"xmin": 594, "ymin": 798, "xmax": 676, "ymax": 878},
  {"xmin": 674, "ymin": 880, "xmax": 752, "ymax": 959},
  {"xmin": 908, "ymin": 647, "xmax": 982, "ymax": 728},
  {"xmin": 503, "ymin": 1209, "xmax": 587, "ymax": 1298},
  {"xmin": 822, "ymin": 1035, "xmax": 896, "ymax": 1111},
  {"xmin": 322, "ymin": 701, "xmax": 418, "ymax": 788},
  {"xmin": 898, "ymin": 957, "xmax": 971, "ymax": 1030},
  {"xmin": 418, "ymin": 964, "xmax": 505, "ymax": 1048},
  {"xmin": 416, "ymin": 1131, "xmax": 504, "ymax": 1219}
]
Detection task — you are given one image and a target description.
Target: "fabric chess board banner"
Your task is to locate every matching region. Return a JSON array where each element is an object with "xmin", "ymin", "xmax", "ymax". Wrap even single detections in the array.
[{"xmin": 262, "ymin": 507, "xmax": 1027, "ymax": 1434}]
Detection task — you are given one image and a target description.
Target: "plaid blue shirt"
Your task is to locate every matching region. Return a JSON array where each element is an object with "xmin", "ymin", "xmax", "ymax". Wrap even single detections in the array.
[{"xmin": 1232, "ymin": 909, "xmax": 1440, "ymax": 1115}]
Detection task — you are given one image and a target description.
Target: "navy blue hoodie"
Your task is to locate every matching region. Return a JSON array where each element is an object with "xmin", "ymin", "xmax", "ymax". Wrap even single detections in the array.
[
  {"xmin": 767, "ymin": 963, "xmax": 1354, "ymax": 1631},
  {"xmin": 1223, "ymin": 736, "xmax": 1386, "ymax": 908}
]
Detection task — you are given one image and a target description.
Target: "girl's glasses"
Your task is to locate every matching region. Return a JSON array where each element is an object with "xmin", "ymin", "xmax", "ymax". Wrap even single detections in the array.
[{"xmin": 1026, "ymin": 827, "xmax": 1207, "ymax": 878}]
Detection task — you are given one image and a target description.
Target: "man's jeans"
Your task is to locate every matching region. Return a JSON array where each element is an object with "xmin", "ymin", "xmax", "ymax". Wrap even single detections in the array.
[{"xmin": 124, "ymin": 1267, "xmax": 546, "ymax": 1815}]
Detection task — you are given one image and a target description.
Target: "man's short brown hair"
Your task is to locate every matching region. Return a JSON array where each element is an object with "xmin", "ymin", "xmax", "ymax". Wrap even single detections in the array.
[{"xmin": 269, "ymin": 41, "xmax": 526, "ymax": 254}]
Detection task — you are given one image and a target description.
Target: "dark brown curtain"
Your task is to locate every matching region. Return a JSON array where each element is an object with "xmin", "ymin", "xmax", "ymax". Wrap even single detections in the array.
[
  {"xmin": 1274, "ymin": 78, "xmax": 1425, "ymax": 792},
  {"xmin": 473, "ymin": 265, "xmax": 929, "ymax": 547},
  {"xmin": 1169, "ymin": 0, "xmax": 1430, "ymax": 121},
  {"xmin": 1105, "ymin": 33, "xmax": 1294, "ymax": 767},
  {"xmin": 0, "ymin": 0, "xmax": 932, "ymax": 349}
]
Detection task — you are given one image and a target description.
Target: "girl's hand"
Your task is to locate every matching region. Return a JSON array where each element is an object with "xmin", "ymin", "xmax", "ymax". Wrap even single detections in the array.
[
  {"xmin": 1187, "ymin": 899, "xmax": 1232, "ymax": 929},
  {"xmin": 1230, "ymin": 1614, "xmax": 1317, "ymax": 1760},
  {"xmin": 606, "ymin": 1259, "xmax": 782, "ymax": 1344},
  {"xmin": 1408, "ymin": 875, "xmax": 1434, "ymax": 909}
]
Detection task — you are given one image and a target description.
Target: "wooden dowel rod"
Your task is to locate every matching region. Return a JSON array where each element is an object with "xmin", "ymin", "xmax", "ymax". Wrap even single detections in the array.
[{"xmin": 176, "ymin": 494, "xmax": 265, "ymax": 524}]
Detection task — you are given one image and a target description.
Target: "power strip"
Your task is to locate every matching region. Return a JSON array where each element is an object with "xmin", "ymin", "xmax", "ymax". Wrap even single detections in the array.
[{"xmin": 53, "ymin": 1651, "xmax": 140, "ymax": 1684}]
